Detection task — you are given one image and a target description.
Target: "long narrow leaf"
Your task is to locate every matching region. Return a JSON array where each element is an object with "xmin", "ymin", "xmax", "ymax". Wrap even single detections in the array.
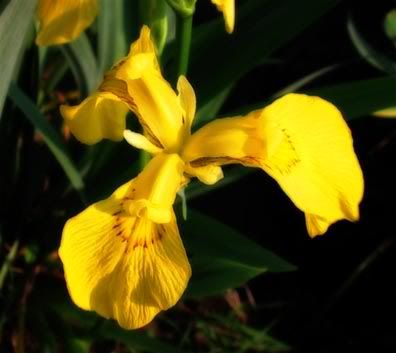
[
  {"xmin": 98, "ymin": 0, "xmax": 128, "ymax": 73},
  {"xmin": 0, "ymin": 0, "xmax": 37, "ymax": 118},
  {"xmin": 189, "ymin": 0, "xmax": 340, "ymax": 119},
  {"xmin": 309, "ymin": 76, "xmax": 396, "ymax": 118},
  {"xmin": 227, "ymin": 76, "xmax": 396, "ymax": 120},
  {"xmin": 61, "ymin": 33, "xmax": 99, "ymax": 95},
  {"xmin": 181, "ymin": 210, "xmax": 296, "ymax": 298},
  {"xmin": 8, "ymin": 83, "xmax": 85, "ymax": 194},
  {"xmin": 347, "ymin": 15, "xmax": 396, "ymax": 75}
]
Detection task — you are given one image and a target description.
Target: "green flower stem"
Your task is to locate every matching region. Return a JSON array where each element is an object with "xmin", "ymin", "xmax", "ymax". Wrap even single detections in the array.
[
  {"xmin": 139, "ymin": 150, "xmax": 151, "ymax": 170},
  {"xmin": 175, "ymin": 13, "xmax": 193, "ymax": 82}
]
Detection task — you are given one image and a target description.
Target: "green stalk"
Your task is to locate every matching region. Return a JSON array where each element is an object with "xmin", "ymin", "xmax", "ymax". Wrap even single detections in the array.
[
  {"xmin": 175, "ymin": 14, "xmax": 193, "ymax": 81},
  {"xmin": 139, "ymin": 150, "xmax": 151, "ymax": 170}
]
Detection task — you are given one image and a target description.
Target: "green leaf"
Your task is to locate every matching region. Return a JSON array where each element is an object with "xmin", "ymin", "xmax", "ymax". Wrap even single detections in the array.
[
  {"xmin": 384, "ymin": 9, "xmax": 396, "ymax": 43},
  {"xmin": 98, "ymin": 0, "xmax": 128, "ymax": 74},
  {"xmin": 60, "ymin": 33, "xmax": 99, "ymax": 95},
  {"xmin": 272, "ymin": 63, "xmax": 342, "ymax": 99},
  {"xmin": 180, "ymin": 210, "xmax": 296, "ymax": 298},
  {"xmin": 347, "ymin": 15, "xmax": 396, "ymax": 75},
  {"xmin": 139, "ymin": 0, "xmax": 169, "ymax": 55},
  {"xmin": 309, "ymin": 76, "xmax": 396, "ymax": 119},
  {"xmin": 0, "ymin": 0, "xmax": 37, "ymax": 118},
  {"xmin": 189, "ymin": 0, "xmax": 340, "ymax": 123},
  {"xmin": 194, "ymin": 84, "xmax": 234, "ymax": 129},
  {"xmin": 8, "ymin": 83, "xmax": 85, "ymax": 194},
  {"xmin": 228, "ymin": 76, "xmax": 396, "ymax": 121}
]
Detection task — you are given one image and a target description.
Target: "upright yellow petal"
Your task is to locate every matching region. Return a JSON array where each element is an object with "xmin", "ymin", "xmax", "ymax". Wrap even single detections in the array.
[
  {"xmin": 59, "ymin": 154, "xmax": 191, "ymax": 329},
  {"xmin": 60, "ymin": 92, "xmax": 129, "ymax": 144},
  {"xmin": 183, "ymin": 94, "xmax": 364, "ymax": 236},
  {"xmin": 125, "ymin": 73, "xmax": 185, "ymax": 151},
  {"xmin": 98, "ymin": 26, "xmax": 186, "ymax": 151},
  {"xmin": 36, "ymin": 0, "xmax": 98, "ymax": 46},
  {"xmin": 105, "ymin": 26, "xmax": 160, "ymax": 82},
  {"xmin": 211, "ymin": 0, "xmax": 235, "ymax": 33},
  {"xmin": 177, "ymin": 75, "xmax": 196, "ymax": 135}
]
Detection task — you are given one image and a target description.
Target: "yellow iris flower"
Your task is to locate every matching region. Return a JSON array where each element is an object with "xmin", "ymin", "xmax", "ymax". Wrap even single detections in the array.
[
  {"xmin": 211, "ymin": 0, "xmax": 235, "ymax": 33},
  {"xmin": 60, "ymin": 26, "xmax": 364, "ymax": 329},
  {"xmin": 36, "ymin": 0, "xmax": 98, "ymax": 46}
]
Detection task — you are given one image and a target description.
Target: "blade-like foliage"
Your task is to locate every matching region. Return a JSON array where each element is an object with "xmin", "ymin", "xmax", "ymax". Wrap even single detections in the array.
[
  {"xmin": 181, "ymin": 210, "xmax": 296, "ymax": 298},
  {"xmin": 8, "ymin": 83, "xmax": 85, "ymax": 194},
  {"xmin": 0, "ymin": 0, "xmax": 37, "ymax": 118},
  {"xmin": 189, "ymin": 0, "xmax": 340, "ymax": 123}
]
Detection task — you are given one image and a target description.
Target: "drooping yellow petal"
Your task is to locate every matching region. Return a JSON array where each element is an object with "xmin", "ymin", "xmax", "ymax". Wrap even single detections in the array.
[
  {"xmin": 211, "ymin": 0, "xmax": 235, "ymax": 33},
  {"xmin": 59, "ymin": 154, "xmax": 191, "ymax": 329},
  {"xmin": 183, "ymin": 94, "xmax": 364, "ymax": 236},
  {"xmin": 60, "ymin": 92, "xmax": 128, "ymax": 144},
  {"xmin": 36, "ymin": 0, "xmax": 98, "ymax": 46}
]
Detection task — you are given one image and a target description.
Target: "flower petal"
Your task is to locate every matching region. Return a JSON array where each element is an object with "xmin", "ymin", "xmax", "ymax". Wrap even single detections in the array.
[
  {"xmin": 177, "ymin": 75, "xmax": 196, "ymax": 135},
  {"xmin": 211, "ymin": 0, "xmax": 235, "ymax": 33},
  {"xmin": 182, "ymin": 109, "xmax": 263, "ymax": 166},
  {"xmin": 184, "ymin": 164, "xmax": 224, "ymax": 185},
  {"xmin": 258, "ymin": 94, "xmax": 364, "ymax": 236},
  {"xmin": 125, "ymin": 72, "xmax": 185, "ymax": 150},
  {"xmin": 60, "ymin": 92, "xmax": 129, "ymax": 144},
  {"xmin": 92, "ymin": 215, "xmax": 191, "ymax": 329},
  {"xmin": 99, "ymin": 26, "xmax": 186, "ymax": 151},
  {"xmin": 36, "ymin": 0, "xmax": 98, "ymax": 46},
  {"xmin": 59, "ymin": 154, "xmax": 191, "ymax": 329},
  {"xmin": 183, "ymin": 94, "xmax": 364, "ymax": 236},
  {"xmin": 126, "ymin": 153, "xmax": 186, "ymax": 223},
  {"xmin": 123, "ymin": 130, "xmax": 163, "ymax": 154}
]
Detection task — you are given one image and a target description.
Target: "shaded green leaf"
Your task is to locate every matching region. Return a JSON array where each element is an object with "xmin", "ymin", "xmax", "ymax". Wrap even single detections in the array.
[
  {"xmin": 183, "ymin": 166, "xmax": 253, "ymax": 202},
  {"xmin": 272, "ymin": 63, "xmax": 342, "ymax": 99},
  {"xmin": 61, "ymin": 33, "xmax": 99, "ymax": 95},
  {"xmin": 8, "ymin": 83, "xmax": 85, "ymax": 194},
  {"xmin": 309, "ymin": 76, "xmax": 396, "ymax": 119},
  {"xmin": 98, "ymin": 0, "xmax": 128, "ymax": 74},
  {"xmin": 187, "ymin": 256, "xmax": 266, "ymax": 298},
  {"xmin": 189, "ymin": 0, "xmax": 340, "ymax": 122},
  {"xmin": 181, "ymin": 210, "xmax": 296, "ymax": 298},
  {"xmin": 384, "ymin": 9, "xmax": 396, "ymax": 43},
  {"xmin": 0, "ymin": 0, "xmax": 37, "ymax": 118},
  {"xmin": 347, "ymin": 15, "xmax": 396, "ymax": 75},
  {"xmin": 139, "ymin": 0, "xmax": 169, "ymax": 55},
  {"xmin": 229, "ymin": 76, "xmax": 396, "ymax": 120}
]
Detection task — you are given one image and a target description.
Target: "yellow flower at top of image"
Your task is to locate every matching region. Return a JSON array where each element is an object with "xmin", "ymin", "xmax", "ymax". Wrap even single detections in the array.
[
  {"xmin": 59, "ymin": 26, "xmax": 364, "ymax": 329},
  {"xmin": 36, "ymin": 0, "xmax": 98, "ymax": 46},
  {"xmin": 211, "ymin": 0, "xmax": 235, "ymax": 33}
]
